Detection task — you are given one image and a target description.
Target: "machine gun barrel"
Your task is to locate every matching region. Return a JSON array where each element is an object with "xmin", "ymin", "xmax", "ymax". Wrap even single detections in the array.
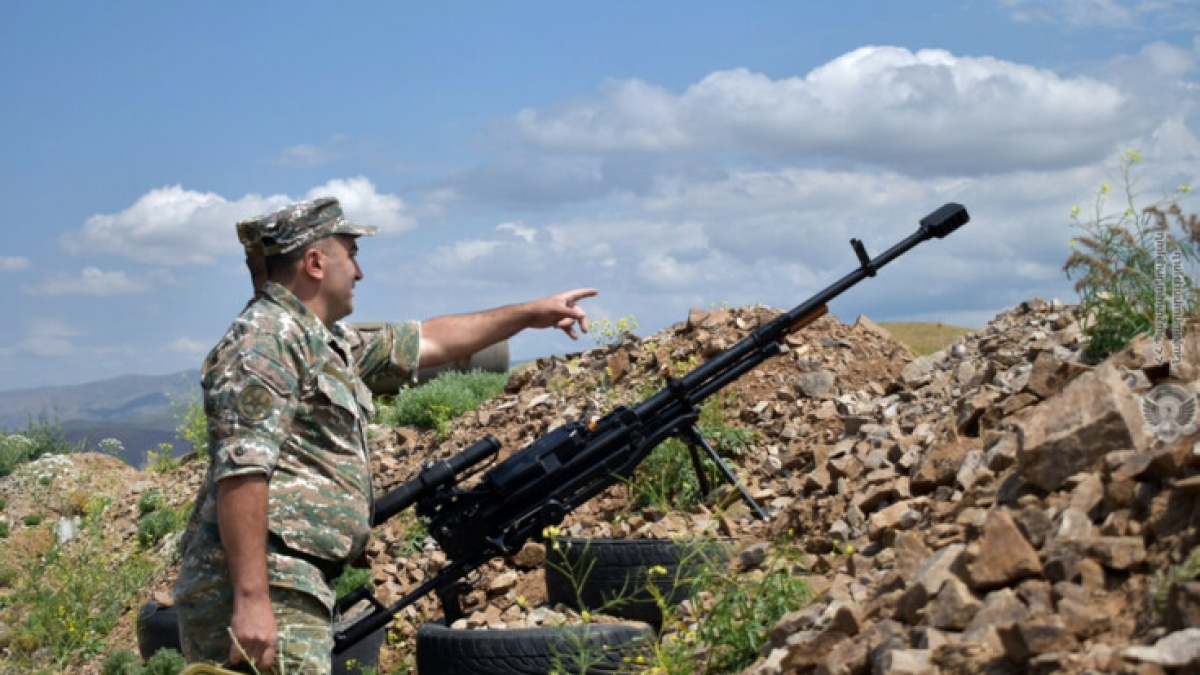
[
  {"xmin": 371, "ymin": 435, "xmax": 500, "ymax": 526},
  {"xmin": 637, "ymin": 203, "xmax": 968, "ymax": 415}
]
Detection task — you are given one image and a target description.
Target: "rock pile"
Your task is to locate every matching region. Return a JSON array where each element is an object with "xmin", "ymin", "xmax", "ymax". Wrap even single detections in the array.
[
  {"xmin": 741, "ymin": 302, "xmax": 1200, "ymax": 675},
  {"xmin": 362, "ymin": 299, "xmax": 1200, "ymax": 673}
]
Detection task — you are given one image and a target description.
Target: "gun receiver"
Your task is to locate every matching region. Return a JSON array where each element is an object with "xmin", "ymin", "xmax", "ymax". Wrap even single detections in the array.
[{"xmin": 334, "ymin": 203, "xmax": 970, "ymax": 652}]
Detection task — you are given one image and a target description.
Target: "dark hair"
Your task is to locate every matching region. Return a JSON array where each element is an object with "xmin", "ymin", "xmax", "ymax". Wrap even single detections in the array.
[{"xmin": 264, "ymin": 246, "xmax": 308, "ymax": 283}]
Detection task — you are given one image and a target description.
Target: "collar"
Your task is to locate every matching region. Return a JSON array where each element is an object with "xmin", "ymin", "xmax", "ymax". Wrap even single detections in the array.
[{"xmin": 259, "ymin": 281, "xmax": 352, "ymax": 358}]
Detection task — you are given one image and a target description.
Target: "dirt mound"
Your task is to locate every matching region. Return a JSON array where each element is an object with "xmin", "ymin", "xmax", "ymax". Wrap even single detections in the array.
[{"xmin": 3, "ymin": 300, "xmax": 1198, "ymax": 674}]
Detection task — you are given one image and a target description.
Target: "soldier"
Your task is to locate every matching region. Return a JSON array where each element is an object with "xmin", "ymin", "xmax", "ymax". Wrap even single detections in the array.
[{"xmin": 175, "ymin": 197, "xmax": 595, "ymax": 673}]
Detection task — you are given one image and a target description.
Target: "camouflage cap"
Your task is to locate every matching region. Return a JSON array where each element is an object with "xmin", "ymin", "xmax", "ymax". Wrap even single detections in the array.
[
  {"xmin": 236, "ymin": 216, "xmax": 268, "ymax": 257},
  {"xmin": 238, "ymin": 197, "xmax": 378, "ymax": 257}
]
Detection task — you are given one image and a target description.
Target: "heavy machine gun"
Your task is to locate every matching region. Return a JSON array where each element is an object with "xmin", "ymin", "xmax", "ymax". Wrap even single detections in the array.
[{"xmin": 333, "ymin": 203, "xmax": 969, "ymax": 652}]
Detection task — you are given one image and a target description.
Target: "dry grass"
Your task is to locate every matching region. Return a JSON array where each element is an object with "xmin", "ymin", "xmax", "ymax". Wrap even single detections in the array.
[{"xmin": 878, "ymin": 321, "xmax": 976, "ymax": 356}]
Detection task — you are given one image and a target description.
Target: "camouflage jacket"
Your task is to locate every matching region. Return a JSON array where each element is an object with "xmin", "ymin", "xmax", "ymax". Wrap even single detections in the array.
[{"xmin": 176, "ymin": 281, "xmax": 419, "ymax": 609}]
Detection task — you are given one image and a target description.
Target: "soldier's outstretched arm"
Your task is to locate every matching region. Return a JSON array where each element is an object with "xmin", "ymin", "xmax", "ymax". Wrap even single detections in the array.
[{"xmin": 418, "ymin": 288, "xmax": 596, "ymax": 369}]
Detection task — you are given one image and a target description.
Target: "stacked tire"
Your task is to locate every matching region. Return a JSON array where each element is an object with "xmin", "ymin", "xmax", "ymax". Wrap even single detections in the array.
[
  {"xmin": 414, "ymin": 537, "xmax": 727, "ymax": 673},
  {"xmin": 416, "ymin": 620, "xmax": 655, "ymax": 674},
  {"xmin": 543, "ymin": 537, "xmax": 730, "ymax": 628}
]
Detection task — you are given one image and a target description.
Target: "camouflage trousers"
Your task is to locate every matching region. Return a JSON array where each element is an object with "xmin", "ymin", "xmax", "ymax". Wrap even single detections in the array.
[{"xmin": 177, "ymin": 584, "xmax": 333, "ymax": 675}]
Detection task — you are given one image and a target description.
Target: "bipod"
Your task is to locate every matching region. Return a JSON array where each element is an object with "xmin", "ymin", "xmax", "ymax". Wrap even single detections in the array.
[{"xmin": 682, "ymin": 423, "xmax": 768, "ymax": 520}]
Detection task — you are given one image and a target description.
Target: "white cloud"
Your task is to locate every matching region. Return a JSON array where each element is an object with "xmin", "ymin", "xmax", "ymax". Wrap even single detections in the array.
[
  {"xmin": 998, "ymin": 0, "xmax": 1131, "ymax": 26},
  {"xmin": 996, "ymin": 0, "xmax": 1198, "ymax": 28},
  {"xmin": 306, "ymin": 177, "xmax": 416, "ymax": 235},
  {"xmin": 643, "ymin": 168, "xmax": 930, "ymax": 219},
  {"xmin": 0, "ymin": 256, "xmax": 30, "ymax": 272},
  {"xmin": 635, "ymin": 252, "xmax": 729, "ymax": 289},
  {"xmin": 498, "ymin": 221, "xmax": 537, "ymax": 243},
  {"xmin": 275, "ymin": 134, "xmax": 348, "ymax": 168},
  {"xmin": 25, "ymin": 267, "xmax": 174, "ymax": 296},
  {"xmin": 168, "ymin": 337, "xmax": 209, "ymax": 355},
  {"xmin": 19, "ymin": 318, "xmax": 81, "ymax": 357},
  {"xmin": 507, "ymin": 47, "xmax": 1132, "ymax": 174},
  {"xmin": 429, "ymin": 240, "xmax": 503, "ymax": 268},
  {"xmin": 61, "ymin": 179, "xmax": 415, "ymax": 266},
  {"xmin": 61, "ymin": 186, "xmax": 292, "ymax": 265}
]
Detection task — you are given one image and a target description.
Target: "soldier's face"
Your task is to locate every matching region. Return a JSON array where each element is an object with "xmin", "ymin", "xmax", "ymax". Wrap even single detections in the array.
[{"xmin": 317, "ymin": 234, "xmax": 364, "ymax": 323}]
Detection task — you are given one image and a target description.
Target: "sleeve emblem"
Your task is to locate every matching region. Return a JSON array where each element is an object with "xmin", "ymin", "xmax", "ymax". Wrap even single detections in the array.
[{"xmin": 236, "ymin": 383, "xmax": 275, "ymax": 423}]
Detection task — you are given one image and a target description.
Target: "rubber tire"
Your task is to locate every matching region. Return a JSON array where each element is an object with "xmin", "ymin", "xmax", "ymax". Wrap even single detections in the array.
[
  {"xmin": 416, "ymin": 619, "xmax": 655, "ymax": 675},
  {"xmin": 135, "ymin": 600, "xmax": 385, "ymax": 674},
  {"xmin": 544, "ymin": 538, "xmax": 729, "ymax": 626},
  {"xmin": 137, "ymin": 600, "xmax": 181, "ymax": 659}
]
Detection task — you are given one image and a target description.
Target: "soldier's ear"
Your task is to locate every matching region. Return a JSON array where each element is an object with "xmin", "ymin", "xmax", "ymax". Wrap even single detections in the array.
[{"xmin": 301, "ymin": 246, "xmax": 326, "ymax": 281}]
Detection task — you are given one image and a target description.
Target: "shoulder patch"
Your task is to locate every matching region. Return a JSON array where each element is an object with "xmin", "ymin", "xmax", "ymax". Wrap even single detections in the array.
[{"xmin": 236, "ymin": 383, "xmax": 275, "ymax": 423}]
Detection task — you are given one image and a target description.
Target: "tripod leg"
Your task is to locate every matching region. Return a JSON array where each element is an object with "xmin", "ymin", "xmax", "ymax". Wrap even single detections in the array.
[
  {"xmin": 687, "ymin": 442, "xmax": 713, "ymax": 496},
  {"xmin": 437, "ymin": 582, "xmax": 466, "ymax": 625},
  {"xmin": 685, "ymin": 425, "xmax": 768, "ymax": 520}
]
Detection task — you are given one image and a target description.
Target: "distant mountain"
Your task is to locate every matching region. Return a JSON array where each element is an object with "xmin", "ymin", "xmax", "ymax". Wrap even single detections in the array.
[{"xmin": 0, "ymin": 371, "xmax": 201, "ymax": 467}]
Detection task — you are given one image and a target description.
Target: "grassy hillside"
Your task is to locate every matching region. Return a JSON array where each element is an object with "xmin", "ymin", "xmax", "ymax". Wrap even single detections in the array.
[
  {"xmin": 0, "ymin": 371, "xmax": 200, "ymax": 468},
  {"xmin": 877, "ymin": 321, "xmax": 976, "ymax": 355},
  {"xmin": 0, "ymin": 371, "xmax": 199, "ymax": 430}
]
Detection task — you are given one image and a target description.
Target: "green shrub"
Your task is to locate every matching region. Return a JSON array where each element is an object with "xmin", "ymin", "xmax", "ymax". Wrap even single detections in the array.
[
  {"xmin": 374, "ymin": 370, "xmax": 509, "ymax": 436},
  {"xmin": 144, "ymin": 444, "xmax": 183, "ymax": 474},
  {"xmin": 171, "ymin": 390, "xmax": 208, "ymax": 458},
  {"xmin": 334, "ymin": 565, "xmax": 373, "ymax": 600},
  {"xmin": 139, "ymin": 648, "xmax": 187, "ymax": 675},
  {"xmin": 1154, "ymin": 546, "xmax": 1200, "ymax": 615},
  {"xmin": 382, "ymin": 508, "xmax": 429, "ymax": 559},
  {"xmin": 0, "ymin": 563, "xmax": 16, "ymax": 587},
  {"xmin": 0, "ymin": 496, "xmax": 6, "ymax": 510},
  {"xmin": 85, "ymin": 493, "xmax": 114, "ymax": 521},
  {"xmin": 137, "ymin": 508, "xmax": 185, "ymax": 548},
  {"xmin": 23, "ymin": 514, "xmax": 43, "ymax": 527},
  {"xmin": 1064, "ymin": 151, "xmax": 1199, "ymax": 359},
  {"xmin": 652, "ymin": 542, "xmax": 813, "ymax": 674},
  {"xmin": 138, "ymin": 489, "xmax": 167, "ymax": 515},
  {"xmin": 0, "ymin": 522, "xmax": 9, "ymax": 539},
  {"xmin": 0, "ymin": 415, "xmax": 86, "ymax": 477},
  {"xmin": 100, "ymin": 649, "xmax": 140, "ymax": 675},
  {"xmin": 0, "ymin": 434, "xmax": 36, "ymax": 478}
]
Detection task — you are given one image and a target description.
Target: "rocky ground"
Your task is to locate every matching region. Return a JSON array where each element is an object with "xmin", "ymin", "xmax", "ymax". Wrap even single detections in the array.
[{"xmin": 2, "ymin": 299, "xmax": 1198, "ymax": 674}]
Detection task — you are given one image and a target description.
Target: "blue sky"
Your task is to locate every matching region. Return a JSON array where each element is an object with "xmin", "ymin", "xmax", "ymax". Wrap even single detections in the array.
[{"xmin": 1, "ymin": 1, "xmax": 1197, "ymax": 392}]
